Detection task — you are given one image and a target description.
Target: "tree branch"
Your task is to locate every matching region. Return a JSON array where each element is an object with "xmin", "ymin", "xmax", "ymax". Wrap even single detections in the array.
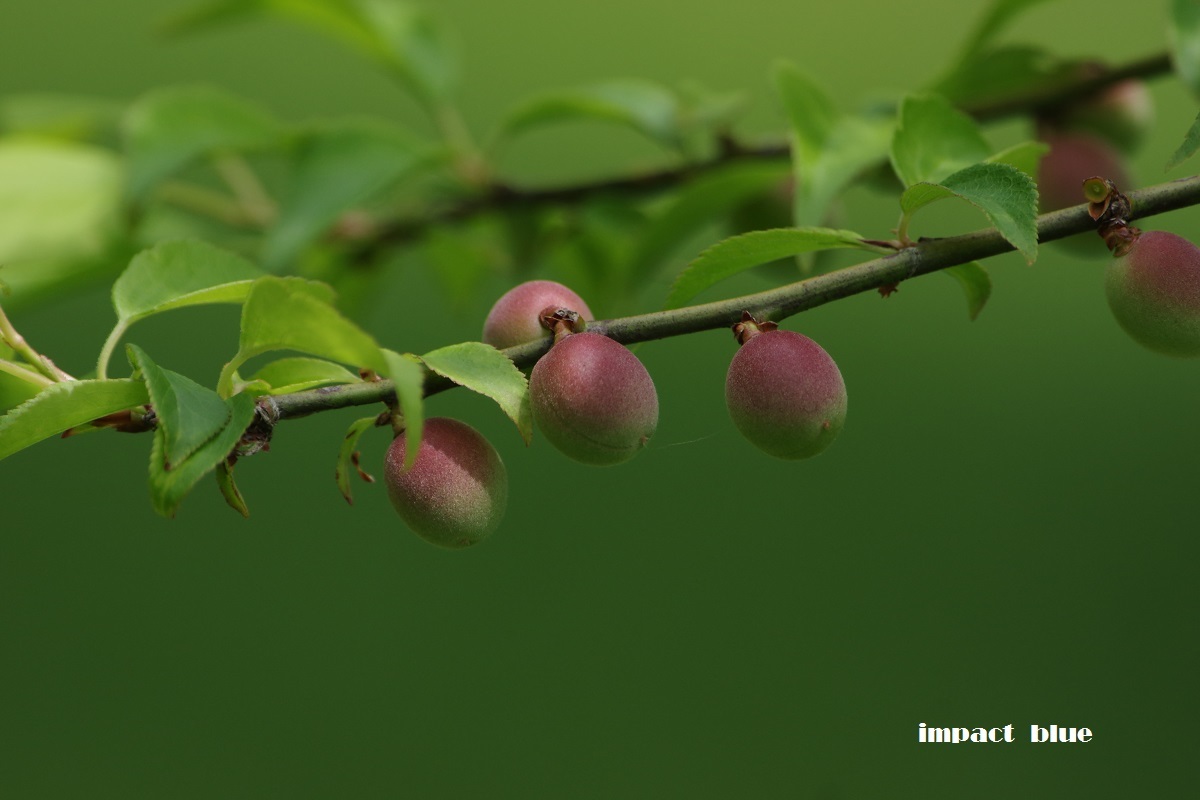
[
  {"xmin": 266, "ymin": 173, "xmax": 1200, "ymax": 422},
  {"xmin": 349, "ymin": 52, "xmax": 1175, "ymax": 261}
]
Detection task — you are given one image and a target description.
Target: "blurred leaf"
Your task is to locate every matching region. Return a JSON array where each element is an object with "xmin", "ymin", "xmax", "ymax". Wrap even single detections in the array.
[
  {"xmin": 148, "ymin": 391, "xmax": 255, "ymax": 518},
  {"xmin": 0, "ymin": 94, "xmax": 122, "ymax": 141},
  {"xmin": 956, "ymin": 0, "xmax": 1058, "ymax": 60},
  {"xmin": 934, "ymin": 45, "xmax": 1077, "ymax": 107},
  {"xmin": 0, "ymin": 139, "xmax": 122, "ymax": 264},
  {"xmin": 1166, "ymin": 110, "xmax": 1200, "ymax": 169},
  {"xmin": 218, "ymin": 276, "xmax": 385, "ymax": 396},
  {"xmin": 264, "ymin": 119, "xmax": 435, "ymax": 269},
  {"xmin": 665, "ymin": 227, "xmax": 883, "ymax": 309},
  {"xmin": 163, "ymin": 1, "xmax": 457, "ymax": 108},
  {"xmin": 382, "ymin": 349, "xmax": 425, "ymax": 469},
  {"xmin": 900, "ymin": 162, "xmax": 1039, "ymax": 263},
  {"xmin": 891, "ymin": 93, "xmax": 989, "ymax": 186},
  {"xmin": 335, "ymin": 415, "xmax": 379, "ymax": 505},
  {"xmin": 773, "ymin": 63, "xmax": 893, "ymax": 230},
  {"xmin": 98, "ymin": 239, "xmax": 264, "ymax": 378},
  {"xmin": 251, "ymin": 356, "xmax": 361, "ymax": 394},
  {"xmin": 215, "ymin": 459, "xmax": 250, "ymax": 517},
  {"xmin": 0, "ymin": 379, "xmax": 149, "ymax": 461},
  {"xmin": 630, "ymin": 162, "xmax": 790, "ymax": 277},
  {"xmin": 423, "ymin": 224, "xmax": 493, "ymax": 308},
  {"xmin": 123, "ymin": 84, "xmax": 281, "ymax": 198},
  {"xmin": 127, "ymin": 345, "xmax": 231, "ymax": 469},
  {"xmin": 419, "ymin": 342, "xmax": 532, "ymax": 445},
  {"xmin": 986, "ymin": 140, "xmax": 1049, "ymax": 177},
  {"xmin": 677, "ymin": 82, "xmax": 747, "ymax": 131},
  {"xmin": 1171, "ymin": 0, "xmax": 1200, "ymax": 98},
  {"xmin": 497, "ymin": 80, "xmax": 684, "ymax": 151},
  {"xmin": 942, "ymin": 262, "xmax": 992, "ymax": 320}
]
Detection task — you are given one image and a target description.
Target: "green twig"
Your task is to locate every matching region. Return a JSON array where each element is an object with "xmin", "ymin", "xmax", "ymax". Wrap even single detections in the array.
[{"xmin": 0, "ymin": 303, "xmax": 73, "ymax": 382}]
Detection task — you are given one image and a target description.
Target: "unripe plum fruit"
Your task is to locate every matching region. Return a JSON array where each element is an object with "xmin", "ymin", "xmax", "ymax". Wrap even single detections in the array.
[
  {"xmin": 1056, "ymin": 79, "xmax": 1153, "ymax": 154},
  {"xmin": 384, "ymin": 417, "xmax": 508, "ymax": 548},
  {"xmin": 529, "ymin": 332, "xmax": 658, "ymax": 465},
  {"xmin": 726, "ymin": 328, "xmax": 847, "ymax": 459},
  {"xmin": 1037, "ymin": 131, "xmax": 1132, "ymax": 214},
  {"xmin": 1105, "ymin": 230, "xmax": 1200, "ymax": 357},
  {"xmin": 483, "ymin": 280, "xmax": 593, "ymax": 350}
]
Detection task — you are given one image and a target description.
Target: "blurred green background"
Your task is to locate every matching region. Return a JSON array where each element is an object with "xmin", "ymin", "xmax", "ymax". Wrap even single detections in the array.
[{"xmin": 2, "ymin": 1, "xmax": 1198, "ymax": 797}]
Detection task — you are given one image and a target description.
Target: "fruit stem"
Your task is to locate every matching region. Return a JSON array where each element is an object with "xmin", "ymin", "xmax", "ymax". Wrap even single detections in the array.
[
  {"xmin": 539, "ymin": 307, "xmax": 583, "ymax": 342},
  {"xmin": 731, "ymin": 311, "xmax": 779, "ymax": 346},
  {"xmin": 1085, "ymin": 176, "xmax": 1141, "ymax": 256}
]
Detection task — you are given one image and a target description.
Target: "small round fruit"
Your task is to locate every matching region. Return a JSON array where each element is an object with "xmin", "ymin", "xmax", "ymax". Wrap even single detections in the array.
[
  {"xmin": 529, "ymin": 332, "xmax": 658, "ymax": 465},
  {"xmin": 1105, "ymin": 230, "xmax": 1200, "ymax": 357},
  {"xmin": 1057, "ymin": 79, "xmax": 1153, "ymax": 154},
  {"xmin": 483, "ymin": 280, "xmax": 594, "ymax": 350},
  {"xmin": 1037, "ymin": 131, "xmax": 1132, "ymax": 214},
  {"xmin": 384, "ymin": 417, "xmax": 508, "ymax": 548},
  {"xmin": 726, "ymin": 329, "xmax": 847, "ymax": 459}
]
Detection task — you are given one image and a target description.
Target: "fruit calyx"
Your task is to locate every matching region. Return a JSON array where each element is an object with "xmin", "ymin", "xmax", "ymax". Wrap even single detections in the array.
[
  {"xmin": 539, "ymin": 306, "xmax": 585, "ymax": 342},
  {"xmin": 1084, "ymin": 176, "xmax": 1141, "ymax": 257},
  {"xmin": 731, "ymin": 311, "xmax": 778, "ymax": 346}
]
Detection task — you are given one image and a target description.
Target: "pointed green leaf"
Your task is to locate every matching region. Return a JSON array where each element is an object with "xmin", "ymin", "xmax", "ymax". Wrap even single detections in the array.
[
  {"xmin": 126, "ymin": 345, "xmax": 231, "ymax": 469},
  {"xmin": 986, "ymin": 140, "xmax": 1049, "ymax": 177},
  {"xmin": 891, "ymin": 94, "xmax": 989, "ymax": 186},
  {"xmin": 216, "ymin": 459, "xmax": 250, "ymax": 517},
  {"xmin": 0, "ymin": 379, "xmax": 149, "ymax": 461},
  {"xmin": 497, "ymin": 80, "xmax": 683, "ymax": 151},
  {"xmin": 0, "ymin": 139, "xmax": 122, "ymax": 265},
  {"xmin": 251, "ymin": 357, "xmax": 362, "ymax": 394},
  {"xmin": 148, "ymin": 391, "xmax": 256, "ymax": 518},
  {"xmin": 900, "ymin": 162, "xmax": 1039, "ymax": 263},
  {"xmin": 665, "ymin": 228, "xmax": 884, "ymax": 309},
  {"xmin": 1171, "ymin": 0, "xmax": 1200, "ymax": 98},
  {"xmin": 382, "ymin": 349, "xmax": 425, "ymax": 469},
  {"xmin": 1166, "ymin": 110, "xmax": 1200, "ymax": 170},
  {"xmin": 263, "ymin": 119, "xmax": 435, "ymax": 269},
  {"xmin": 773, "ymin": 63, "xmax": 893, "ymax": 230},
  {"xmin": 943, "ymin": 262, "xmax": 992, "ymax": 321},
  {"xmin": 218, "ymin": 276, "xmax": 385, "ymax": 396},
  {"xmin": 98, "ymin": 240, "xmax": 264, "ymax": 379},
  {"xmin": 419, "ymin": 342, "xmax": 531, "ymax": 445},
  {"xmin": 335, "ymin": 415, "xmax": 379, "ymax": 505},
  {"xmin": 630, "ymin": 162, "xmax": 790, "ymax": 277},
  {"xmin": 123, "ymin": 84, "xmax": 281, "ymax": 198}
]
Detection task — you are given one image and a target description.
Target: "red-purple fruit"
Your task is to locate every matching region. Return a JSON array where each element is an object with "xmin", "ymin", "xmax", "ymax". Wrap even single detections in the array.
[
  {"xmin": 726, "ymin": 324, "xmax": 847, "ymax": 459},
  {"xmin": 384, "ymin": 417, "xmax": 508, "ymax": 548},
  {"xmin": 529, "ymin": 331, "xmax": 658, "ymax": 465},
  {"xmin": 1037, "ymin": 131, "xmax": 1132, "ymax": 214},
  {"xmin": 1105, "ymin": 230, "xmax": 1200, "ymax": 357},
  {"xmin": 1056, "ymin": 79, "xmax": 1153, "ymax": 154},
  {"xmin": 483, "ymin": 280, "xmax": 594, "ymax": 350}
]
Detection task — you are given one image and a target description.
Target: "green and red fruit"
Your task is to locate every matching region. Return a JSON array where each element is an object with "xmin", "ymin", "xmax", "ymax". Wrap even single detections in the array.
[
  {"xmin": 1037, "ymin": 131, "xmax": 1131, "ymax": 214},
  {"xmin": 1105, "ymin": 230, "xmax": 1200, "ymax": 357},
  {"xmin": 384, "ymin": 417, "xmax": 508, "ymax": 548},
  {"xmin": 483, "ymin": 280, "xmax": 593, "ymax": 350},
  {"xmin": 725, "ymin": 319, "xmax": 847, "ymax": 459},
  {"xmin": 529, "ymin": 331, "xmax": 658, "ymax": 465}
]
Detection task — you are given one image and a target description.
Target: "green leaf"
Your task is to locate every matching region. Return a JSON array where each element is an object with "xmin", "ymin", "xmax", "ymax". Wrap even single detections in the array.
[
  {"xmin": 665, "ymin": 228, "xmax": 883, "ymax": 309},
  {"xmin": 1166, "ymin": 110, "xmax": 1200, "ymax": 170},
  {"xmin": 123, "ymin": 84, "xmax": 281, "ymax": 198},
  {"xmin": 98, "ymin": 239, "xmax": 264, "ymax": 379},
  {"xmin": 0, "ymin": 93, "xmax": 123, "ymax": 141},
  {"xmin": 986, "ymin": 140, "xmax": 1049, "ymax": 177},
  {"xmin": 1171, "ymin": 0, "xmax": 1200, "ymax": 98},
  {"xmin": 0, "ymin": 379, "xmax": 149, "ymax": 461},
  {"xmin": 496, "ymin": 80, "xmax": 684, "ymax": 151},
  {"xmin": 934, "ymin": 45, "xmax": 1077, "ymax": 107},
  {"xmin": 629, "ymin": 162, "xmax": 790, "ymax": 277},
  {"xmin": 891, "ymin": 94, "xmax": 989, "ymax": 186},
  {"xmin": 264, "ymin": 119, "xmax": 434, "ymax": 269},
  {"xmin": 0, "ymin": 139, "xmax": 123, "ymax": 265},
  {"xmin": 215, "ymin": 460, "xmax": 250, "ymax": 517},
  {"xmin": 419, "ymin": 342, "xmax": 532, "ymax": 445},
  {"xmin": 943, "ymin": 262, "xmax": 992, "ymax": 321},
  {"xmin": 335, "ymin": 415, "xmax": 379, "ymax": 505},
  {"xmin": 773, "ymin": 63, "xmax": 894, "ymax": 230},
  {"xmin": 148, "ymin": 391, "xmax": 256, "ymax": 518},
  {"xmin": 900, "ymin": 162, "xmax": 1039, "ymax": 263},
  {"xmin": 126, "ymin": 345, "xmax": 231, "ymax": 469},
  {"xmin": 956, "ymin": 0, "xmax": 1058, "ymax": 60},
  {"xmin": 382, "ymin": 349, "xmax": 425, "ymax": 469},
  {"xmin": 162, "ymin": 1, "xmax": 457, "ymax": 108},
  {"xmin": 251, "ymin": 357, "xmax": 361, "ymax": 394}
]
